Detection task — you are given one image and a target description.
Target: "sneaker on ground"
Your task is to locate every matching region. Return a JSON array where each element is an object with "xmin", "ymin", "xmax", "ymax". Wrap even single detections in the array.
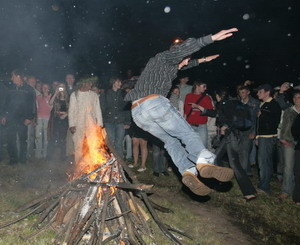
[
  {"xmin": 137, "ymin": 167, "xmax": 147, "ymax": 172},
  {"xmin": 197, "ymin": 163, "xmax": 234, "ymax": 182},
  {"xmin": 182, "ymin": 171, "xmax": 212, "ymax": 196}
]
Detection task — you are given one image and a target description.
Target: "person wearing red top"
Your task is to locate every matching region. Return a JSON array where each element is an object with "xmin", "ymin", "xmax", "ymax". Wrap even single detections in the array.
[{"xmin": 184, "ymin": 81, "xmax": 214, "ymax": 147}]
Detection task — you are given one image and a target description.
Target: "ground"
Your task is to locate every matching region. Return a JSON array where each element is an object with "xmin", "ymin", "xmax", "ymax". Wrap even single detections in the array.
[{"xmin": 0, "ymin": 154, "xmax": 299, "ymax": 244}]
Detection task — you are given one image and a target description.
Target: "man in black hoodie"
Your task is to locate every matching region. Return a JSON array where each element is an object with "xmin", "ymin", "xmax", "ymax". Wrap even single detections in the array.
[
  {"xmin": 256, "ymin": 84, "xmax": 281, "ymax": 193},
  {"xmin": 2, "ymin": 70, "xmax": 36, "ymax": 164}
]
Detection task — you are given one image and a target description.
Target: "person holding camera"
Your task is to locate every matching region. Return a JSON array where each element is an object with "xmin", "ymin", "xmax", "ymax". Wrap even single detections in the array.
[{"xmin": 48, "ymin": 83, "xmax": 69, "ymax": 160}]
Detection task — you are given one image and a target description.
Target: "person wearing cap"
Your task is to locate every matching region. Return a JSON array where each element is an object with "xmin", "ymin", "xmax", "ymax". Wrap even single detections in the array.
[
  {"xmin": 256, "ymin": 84, "xmax": 282, "ymax": 193},
  {"xmin": 124, "ymin": 28, "xmax": 238, "ymax": 196},
  {"xmin": 69, "ymin": 76, "xmax": 103, "ymax": 164}
]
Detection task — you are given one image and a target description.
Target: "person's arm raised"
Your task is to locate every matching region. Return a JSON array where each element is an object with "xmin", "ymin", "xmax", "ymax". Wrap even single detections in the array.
[
  {"xmin": 211, "ymin": 28, "xmax": 238, "ymax": 41},
  {"xmin": 198, "ymin": 54, "xmax": 220, "ymax": 64}
]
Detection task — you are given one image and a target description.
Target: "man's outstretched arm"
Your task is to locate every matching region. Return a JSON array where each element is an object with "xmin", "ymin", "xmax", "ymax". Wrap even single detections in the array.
[{"xmin": 164, "ymin": 28, "xmax": 238, "ymax": 65}]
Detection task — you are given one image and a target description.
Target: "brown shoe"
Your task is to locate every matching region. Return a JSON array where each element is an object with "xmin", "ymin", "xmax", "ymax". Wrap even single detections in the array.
[
  {"xmin": 278, "ymin": 193, "xmax": 289, "ymax": 199},
  {"xmin": 197, "ymin": 163, "xmax": 234, "ymax": 182},
  {"xmin": 182, "ymin": 171, "xmax": 212, "ymax": 196}
]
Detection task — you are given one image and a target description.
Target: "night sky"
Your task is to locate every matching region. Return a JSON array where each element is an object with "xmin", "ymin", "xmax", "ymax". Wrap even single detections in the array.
[{"xmin": 0, "ymin": 0, "xmax": 299, "ymax": 88}]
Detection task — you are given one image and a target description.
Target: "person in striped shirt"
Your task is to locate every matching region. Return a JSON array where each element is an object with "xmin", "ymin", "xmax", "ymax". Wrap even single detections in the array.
[{"xmin": 125, "ymin": 28, "xmax": 238, "ymax": 196}]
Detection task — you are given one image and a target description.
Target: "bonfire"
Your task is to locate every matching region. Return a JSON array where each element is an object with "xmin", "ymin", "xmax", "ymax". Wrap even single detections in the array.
[{"xmin": 0, "ymin": 121, "xmax": 191, "ymax": 244}]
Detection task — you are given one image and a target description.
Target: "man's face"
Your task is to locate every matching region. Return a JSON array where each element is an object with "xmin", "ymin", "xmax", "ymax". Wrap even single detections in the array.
[
  {"xmin": 239, "ymin": 89, "xmax": 250, "ymax": 100},
  {"xmin": 65, "ymin": 74, "xmax": 75, "ymax": 86},
  {"xmin": 293, "ymin": 93, "xmax": 300, "ymax": 106},
  {"xmin": 196, "ymin": 84, "xmax": 207, "ymax": 94},
  {"xmin": 11, "ymin": 73, "xmax": 23, "ymax": 86},
  {"xmin": 179, "ymin": 77, "xmax": 189, "ymax": 84},
  {"xmin": 27, "ymin": 77, "xmax": 37, "ymax": 88},
  {"xmin": 257, "ymin": 89, "xmax": 270, "ymax": 101},
  {"xmin": 113, "ymin": 80, "xmax": 122, "ymax": 90}
]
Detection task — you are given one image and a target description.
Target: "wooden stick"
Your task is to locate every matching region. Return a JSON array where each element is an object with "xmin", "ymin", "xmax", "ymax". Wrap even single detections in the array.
[
  {"xmin": 102, "ymin": 229, "xmax": 122, "ymax": 244},
  {"xmin": 115, "ymin": 191, "xmax": 139, "ymax": 244},
  {"xmin": 140, "ymin": 192, "xmax": 182, "ymax": 245}
]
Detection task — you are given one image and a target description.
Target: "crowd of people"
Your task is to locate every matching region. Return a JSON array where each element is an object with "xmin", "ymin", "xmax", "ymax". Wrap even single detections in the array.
[{"xmin": 0, "ymin": 30, "xmax": 299, "ymax": 205}]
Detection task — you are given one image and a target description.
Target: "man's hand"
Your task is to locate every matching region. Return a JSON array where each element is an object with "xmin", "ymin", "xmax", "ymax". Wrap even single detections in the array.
[
  {"xmin": 124, "ymin": 125, "xmax": 130, "ymax": 129},
  {"xmin": 59, "ymin": 112, "xmax": 68, "ymax": 120},
  {"xmin": 280, "ymin": 139, "xmax": 293, "ymax": 147},
  {"xmin": 69, "ymin": 126, "xmax": 76, "ymax": 134},
  {"xmin": 102, "ymin": 127, "xmax": 107, "ymax": 139},
  {"xmin": 24, "ymin": 119, "xmax": 32, "ymax": 126},
  {"xmin": 189, "ymin": 103, "xmax": 201, "ymax": 111},
  {"xmin": 248, "ymin": 133, "xmax": 256, "ymax": 139},
  {"xmin": 0, "ymin": 117, "xmax": 6, "ymax": 125},
  {"xmin": 220, "ymin": 126, "xmax": 228, "ymax": 135},
  {"xmin": 198, "ymin": 54, "xmax": 220, "ymax": 64},
  {"xmin": 212, "ymin": 28, "xmax": 238, "ymax": 41}
]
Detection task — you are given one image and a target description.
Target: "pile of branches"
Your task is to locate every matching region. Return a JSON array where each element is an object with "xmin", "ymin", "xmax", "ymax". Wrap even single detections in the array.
[{"xmin": 0, "ymin": 154, "xmax": 192, "ymax": 244}]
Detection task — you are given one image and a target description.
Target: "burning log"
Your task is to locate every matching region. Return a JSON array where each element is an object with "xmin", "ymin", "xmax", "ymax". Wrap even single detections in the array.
[{"xmin": 0, "ymin": 125, "xmax": 192, "ymax": 244}]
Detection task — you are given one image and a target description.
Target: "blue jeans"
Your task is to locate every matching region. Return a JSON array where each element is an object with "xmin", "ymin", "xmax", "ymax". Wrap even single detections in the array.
[
  {"xmin": 282, "ymin": 145, "xmax": 295, "ymax": 195},
  {"xmin": 238, "ymin": 131, "xmax": 253, "ymax": 176},
  {"xmin": 191, "ymin": 124, "xmax": 208, "ymax": 148},
  {"xmin": 105, "ymin": 123, "xmax": 125, "ymax": 157},
  {"xmin": 131, "ymin": 96, "xmax": 215, "ymax": 175},
  {"xmin": 257, "ymin": 137, "xmax": 277, "ymax": 192}
]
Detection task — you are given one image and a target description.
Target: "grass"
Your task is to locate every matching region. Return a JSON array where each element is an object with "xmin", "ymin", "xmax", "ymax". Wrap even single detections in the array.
[
  {"xmin": 0, "ymin": 155, "xmax": 300, "ymax": 244},
  {"xmin": 135, "ymin": 160, "xmax": 300, "ymax": 245}
]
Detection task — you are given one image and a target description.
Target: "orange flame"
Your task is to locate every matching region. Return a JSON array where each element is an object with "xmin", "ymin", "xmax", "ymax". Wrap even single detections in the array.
[{"xmin": 71, "ymin": 117, "xmax": 119, "ymax": 198}]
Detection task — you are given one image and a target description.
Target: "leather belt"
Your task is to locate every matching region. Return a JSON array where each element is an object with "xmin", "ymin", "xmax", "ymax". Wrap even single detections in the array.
[
  {"xmin": 190, "ymin": 124, "xmax": 199, "ymax": 127},
  {"xmin": 131, "ymin": 94, "xmax": 159, "ymax": 109}
]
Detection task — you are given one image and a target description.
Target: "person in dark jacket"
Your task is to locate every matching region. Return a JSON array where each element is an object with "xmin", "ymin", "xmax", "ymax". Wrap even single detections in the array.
[
  {"xmin": 291, "ymin": 112, "xmax": 300, "ymax": 204},
  {"xmin": 199, "ymin": 88, "xmax": 257, "ymax": 201},
  {"xmin": 101, "ymin": 77, "xmax": 131, "ymax": 157},
  {"xmin": 256, "ymin": 84, "xmax": 282, "ymax": 193},
  {"xmin": 2, "ymin": 70, "xmax": 36, "ymax": 164},
  {"xmin": 124, "ymin": 28, "xmax": 238, "ymax": 196},
  {"xmin": 279, "ymin": 91, "xmax": 300, "ymax": 199},
  {"xmin": 0, "ymin": 80, "xmax": 8, "ymax": 161}
]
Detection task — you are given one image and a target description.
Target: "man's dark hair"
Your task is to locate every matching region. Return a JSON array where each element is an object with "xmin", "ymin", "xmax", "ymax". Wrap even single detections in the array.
[
  {"xmin": 11, "ymin": 69, "xmax": 24, "ymax": 77},
  {"xmin": 293, "ymin": 89, "xmax": 300, "ymax": 97},
  {"xmin": 192, "ymin": 80, "xmax": 206, "ymax": 93},
  {"xmin": 238, "ymin": 85, "xmax": 251, "ymax": 92},
  {"xmin": 109, "ymin": 77, "xmax": 121, "ymax": 87},
  {"xmin": 215, "ymin": 88, "xmax": 229, "ymax": 101}
]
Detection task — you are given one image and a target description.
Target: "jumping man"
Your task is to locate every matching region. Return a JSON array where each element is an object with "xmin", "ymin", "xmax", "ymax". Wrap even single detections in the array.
[{"xmin": 124, "ymin": 28, "xmax": 238, "ymax": 195}]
